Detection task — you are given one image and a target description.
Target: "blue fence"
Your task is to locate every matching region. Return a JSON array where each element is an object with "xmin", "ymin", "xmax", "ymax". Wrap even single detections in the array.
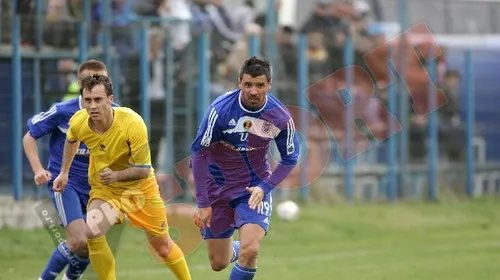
[{"xmin": 2, "ymin": 0, "xmax": 499, "ymax": 202}]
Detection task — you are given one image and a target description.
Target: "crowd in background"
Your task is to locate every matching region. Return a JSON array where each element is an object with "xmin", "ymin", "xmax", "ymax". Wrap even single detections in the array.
[{"xmin": 0, "ymin": 0, "xmax": 466, "ymax": 170}]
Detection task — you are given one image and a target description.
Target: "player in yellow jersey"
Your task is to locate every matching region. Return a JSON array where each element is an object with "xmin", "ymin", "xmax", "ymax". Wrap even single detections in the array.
[{"xmin": 52, "ymin": 74, "xmax": 192, "ymax": 280}]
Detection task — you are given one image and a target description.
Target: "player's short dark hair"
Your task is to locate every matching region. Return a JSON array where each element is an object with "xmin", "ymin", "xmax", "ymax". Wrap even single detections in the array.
[
  {"xmin": 78, "ymin": 59, "xmax": 107, "ymax": 77},
  {"xmin": 239, "ymin": 56, "xmax": 272, "ymax": 82},
  {"xmin": 80, "ymin": 74, "xmax": 113, "ymax": 97}
]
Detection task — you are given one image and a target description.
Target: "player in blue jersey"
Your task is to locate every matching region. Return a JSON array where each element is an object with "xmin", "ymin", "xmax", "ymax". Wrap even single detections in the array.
[
  {"xmin": 23, "ymin": 60, "xmax": 110, "ymax": 280},
  {"xmin": 191, "ymin": 56, "xmax": 299, "ymax": 279}
]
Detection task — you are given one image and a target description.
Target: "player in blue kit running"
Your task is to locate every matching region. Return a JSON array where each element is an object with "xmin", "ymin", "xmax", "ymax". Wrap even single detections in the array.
[
  {"xmin": 191, "ymin": 56, "xmax": 299, "ymax": 279},
  {"xmin": 23, "ymin": 60, "xmax": 111, "ymax": 280}
]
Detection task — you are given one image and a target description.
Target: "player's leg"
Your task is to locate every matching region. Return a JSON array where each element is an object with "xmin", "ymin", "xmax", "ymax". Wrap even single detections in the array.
[
  {"xmin": 39, "ymin": 185, "xmax": 88, "ymax": 280},
  {"xmin": 86, "ymin": 194, "xmax": 122, "ymax": 280},
  {"xmin": 205, "ymin": 235, "xmax": 234, "ymax": 271},
  {"xmin": 229, "ymin": 193, "xmax": 273, "ymax": 280},
  {"xmin": 63, "ymin": 187, "xmax": 92, "ymax": 280},
  {"xmin": 127, "ymin": 192, "xmax": 191, "ymax": 279},
  {"xmin": 145, "ymin": 232, "xmax": 192, "ymax": 280},
  {"xmin": 202, "ymin": 206, "xmax": 239, "ymax": 271}
]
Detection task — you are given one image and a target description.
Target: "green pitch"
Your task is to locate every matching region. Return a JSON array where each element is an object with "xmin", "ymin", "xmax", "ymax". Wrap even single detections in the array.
[{"xmin": 1, "ymin": 198, "xmax": 499, "ymax": 280}]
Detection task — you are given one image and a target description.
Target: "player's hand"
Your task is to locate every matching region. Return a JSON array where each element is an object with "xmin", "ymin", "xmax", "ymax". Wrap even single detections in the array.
[
  {"xmin": 34, "ymin": 168, "xmax": 52, "ymax": 186},
  {"xmin": 246, "ymin": 186, "xmax": 264, "ymax": 211},
  {"xmin": 194, "ymin": 207, "xmax": 212, "ymax": 229},
  {"xmin": 53, "ymin": 173, "xmax": 68, "ymax": 192},
  {"xmin": 99, "ymin": 167, "xmax": 118, "ymax": 185}
]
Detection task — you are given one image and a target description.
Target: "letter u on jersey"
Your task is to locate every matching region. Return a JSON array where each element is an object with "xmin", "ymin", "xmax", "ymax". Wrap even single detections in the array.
[{"xmin": 240, "ymin": 132, "xmax": 249, "ymax": 142}]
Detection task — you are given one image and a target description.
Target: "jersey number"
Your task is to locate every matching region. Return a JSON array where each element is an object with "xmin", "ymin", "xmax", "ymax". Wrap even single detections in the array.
[{"xmin": 257, "ymin": 201, "xmax": 271, "ymax": 216}]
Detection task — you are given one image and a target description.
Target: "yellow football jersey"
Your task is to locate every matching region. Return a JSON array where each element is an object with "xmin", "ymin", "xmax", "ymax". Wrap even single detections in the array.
[{"xmin": 67, "ymin": 107, "xmax": 157, "ymax": 194}]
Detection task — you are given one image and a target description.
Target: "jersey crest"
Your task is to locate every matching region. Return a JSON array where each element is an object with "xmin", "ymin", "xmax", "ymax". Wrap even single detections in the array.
[{"xmin": 261, "ymin": 120, "xmax": 272, "ymax": 134}]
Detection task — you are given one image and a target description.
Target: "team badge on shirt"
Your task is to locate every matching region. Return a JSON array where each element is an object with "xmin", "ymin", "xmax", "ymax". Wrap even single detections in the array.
[{"xmin": 261, "ymin": 121, "xmax": 272, "ymax": 134}]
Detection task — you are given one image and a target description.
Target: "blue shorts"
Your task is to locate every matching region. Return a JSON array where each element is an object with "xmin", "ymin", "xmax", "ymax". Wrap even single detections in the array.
[
  {"xmin": 202, "ymin": 193, "xmax": 273, "ymax": 239},
  {"xmin": 48, "ymin": 179, "xmax": 90, "ymax": 228}
]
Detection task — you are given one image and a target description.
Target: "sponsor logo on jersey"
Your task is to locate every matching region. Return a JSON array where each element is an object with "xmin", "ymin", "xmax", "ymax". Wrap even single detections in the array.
[{"xmin": 243, "ymin": 120, "xmax": 252, "ymax": 130}]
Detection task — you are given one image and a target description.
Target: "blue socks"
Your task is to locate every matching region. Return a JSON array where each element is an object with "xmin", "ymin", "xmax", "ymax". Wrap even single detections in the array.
[
  {"xmin": 229, "ymin": 262, "xmax": 257, "ymax": 280},
  {"xmin": 230, "ymin": 241, "xmax": 240, "ymax": 263},
  {"xmin": 40, "ymin": 242, "xmax": 71, "ymax": 280},
  {"xmin": 40, "ymin": 241, "xmax": 90, "ymax": 280},
  {"xmin": 66, "ymin": 253, "xmax": 90, "ymax": 280}
]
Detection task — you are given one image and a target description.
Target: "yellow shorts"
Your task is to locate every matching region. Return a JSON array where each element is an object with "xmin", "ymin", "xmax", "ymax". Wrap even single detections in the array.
[{"xmin": 88, "ymin": 184, "xmax": 168, "ymax": 236}]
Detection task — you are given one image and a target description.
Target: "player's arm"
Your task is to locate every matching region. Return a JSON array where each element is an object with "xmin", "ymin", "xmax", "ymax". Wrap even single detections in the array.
[
  {"xmin": 23, "ymin": 105, "xmax": 59, "ymax": 183},
  {"xmin": 60, "ymin": 118, "xmax": 81, "ymax": 175},
  {"xmin": 23, "ymin": 132, "xmax": 45, "ymax": 175},
  {"xmin": 61, "ymin": 139, "xmax": 80, "ymax": 174},
  {"xmin": 190, "ymin": 106, "xmax": 222, "ymax": 208},
  {"xmin": 117, "ymin": 118, "xmax": 154, "ymax": 181},
  {"xmin": 258, "ymin": 117, "xmax": 300, "ymax": 195}
]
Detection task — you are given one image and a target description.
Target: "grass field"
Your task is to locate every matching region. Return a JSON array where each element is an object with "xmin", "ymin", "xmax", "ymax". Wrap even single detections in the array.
[{"xmin": 1, "ymin": 198, "xmax": 499, "ymax": 280}]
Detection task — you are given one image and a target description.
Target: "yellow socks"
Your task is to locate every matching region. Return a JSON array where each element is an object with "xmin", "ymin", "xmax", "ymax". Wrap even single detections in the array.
[
  {"xmin": 163, "ymin": 242, "xmax": 192, "ymax": 280},
  {"xmin": 87, "ymin": 236, "xmax": 116, "ymax": 280}
]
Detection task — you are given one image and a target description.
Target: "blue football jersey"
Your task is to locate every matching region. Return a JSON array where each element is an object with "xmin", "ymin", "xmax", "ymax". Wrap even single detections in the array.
[
  {"xmin": 26, "ymin": 96, "xmax": 118, "ymax": 193},
  {"xmin": 191, "ymin": 89, "xmax": 299, "ymax": 207}
]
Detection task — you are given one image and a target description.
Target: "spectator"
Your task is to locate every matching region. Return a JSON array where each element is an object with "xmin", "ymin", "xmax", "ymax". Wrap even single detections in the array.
[
  {"xmin": 301, "ymin": 1, "xmax": 334, "ymax": 36},
  {"xmin": 307, "ymin": 32, "xmax": 328, "ymax": 83},
  {"xmin": 158, "ymin": 0, "xmax": 193, "ymax": 51},
  {"xmin": 438, "ymin": 70, "xmax": 464, "ymax": 161},
  {"xmin": 218, "ymin": 22, "xmax": 262, "ymax": 88},
  {"xmin": 278, "ymin": 26, "xmax": 298, "ymax": 81},
  {"xmin": 190, "ymin": 0, "xmax": 213, "ymax": 34},
  {"xmin": 44, "ymin": 0, "xmax": 78, "ymax": 48},
  {"xmin": 231, "ymin": 0, "xmax": 257, "ymax": 35},
  {"xmin": 253, "ymin": 0, "xmax": 281, "ymax": 28},
  {"xmin": 206, "ymin": 0, "xmax": 240, "ymax": 65},
  {"xmin": 409, "ymin": 99, "xmax": 428, "ymax": 162},
  {"xmin": 206, "ymin": 0, "xmax": 241, "ymax": 43}
]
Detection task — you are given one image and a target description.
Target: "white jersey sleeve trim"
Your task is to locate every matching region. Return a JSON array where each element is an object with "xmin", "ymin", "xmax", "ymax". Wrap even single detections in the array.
[
  {"xmin": 201, "ymin": 108, "xmax": 219, "ymax": 147},
  {"xmin": 286, "ymin": 118, "xmax": 295, "ymax": 155},
  {"xmin": 31, "ymin": 105, "xmax": 57, "ymax": 124}
]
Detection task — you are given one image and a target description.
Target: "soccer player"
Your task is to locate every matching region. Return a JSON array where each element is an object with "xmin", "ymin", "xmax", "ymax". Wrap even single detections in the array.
[
  {"xmin": 52, "ymin": 74, "xmax": 192, "ymax": 280},
  {"xmin": 23, "ymin": 59, "xmax": 109, "ymax": 280},
  {"xmin": 191, "ymin": 56, "xmax": 299, "ymax": 279}
]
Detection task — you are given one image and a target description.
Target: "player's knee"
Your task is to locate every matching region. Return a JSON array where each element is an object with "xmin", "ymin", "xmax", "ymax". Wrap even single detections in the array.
[
  {"xmin": 156, "ymin": 245, "xmax": 171, "ymax": 260},
  {"xmin": 208, "ymin": 252, "xmax": 230, "ymax": 271},
  {"xmin": 209, "ymin": 259, "xmax": 229, "ymax": 272},
  {"xmin": 66, "ymin": 219, "xmax": 90, "ymax": 253},
  {"xmin": 240, "ymin": 241, "xmax": 260, "ymax": 261},
  {"xmin": 66, "ymin": 235, "xmax": 88, "ymax": 254}
]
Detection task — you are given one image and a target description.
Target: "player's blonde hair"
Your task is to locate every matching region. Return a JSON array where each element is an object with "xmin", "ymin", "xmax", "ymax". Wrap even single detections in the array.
[{"xmin": 78, "ymin": 59, "xmax": 108, "ymax": 77}]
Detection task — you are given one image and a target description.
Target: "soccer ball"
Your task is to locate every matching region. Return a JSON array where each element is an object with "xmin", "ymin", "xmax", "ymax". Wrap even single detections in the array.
[{"xmin": 276, "ymin": 200, "xmax": 300, "ymax": 222}]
